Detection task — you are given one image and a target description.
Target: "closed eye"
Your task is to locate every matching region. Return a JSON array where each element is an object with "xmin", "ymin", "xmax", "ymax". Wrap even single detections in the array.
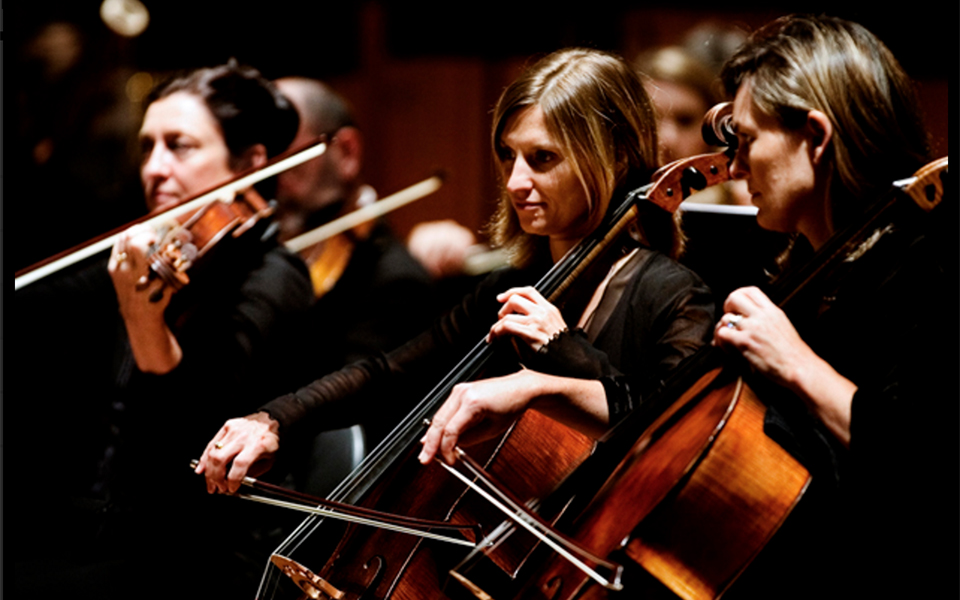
[
  {"xmin": 528, "ymin": 149, "xmax": 559, "ymax": 170},
  {"xmin": 139, "ymin": 137, "xmax": 155, "ymax": 160}
]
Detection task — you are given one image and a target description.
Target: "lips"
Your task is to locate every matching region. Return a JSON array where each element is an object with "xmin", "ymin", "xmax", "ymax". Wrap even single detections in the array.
[{"xmin": 513, "ymin": 200, "xmax": 543, "ymax": 212}]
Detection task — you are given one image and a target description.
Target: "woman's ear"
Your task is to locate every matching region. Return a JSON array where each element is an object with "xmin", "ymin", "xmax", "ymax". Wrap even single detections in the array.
[
  {"xmin": 806, "ymin": 110, "xmax": 833, "ymax": 165},
  {"xmin": 236, "ymin": 143, "xmax": 269, "ymax": 171}
]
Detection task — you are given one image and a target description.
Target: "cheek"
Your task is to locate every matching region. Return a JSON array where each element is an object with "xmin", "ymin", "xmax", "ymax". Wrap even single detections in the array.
[{"xmin": 190, "ymin": 154, "xmax": 235, "ymax": 191}]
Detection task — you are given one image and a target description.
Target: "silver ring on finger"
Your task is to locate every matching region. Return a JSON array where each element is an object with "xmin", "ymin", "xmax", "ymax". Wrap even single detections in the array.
[{"xmin": 726, "ymin": 314, "xmax": 744, "ymax": 329}]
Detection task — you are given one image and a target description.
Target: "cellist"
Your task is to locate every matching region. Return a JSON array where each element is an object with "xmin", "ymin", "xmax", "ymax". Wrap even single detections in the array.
[
  {"xmin": 708, "ymin": 15, "xmax": 955, "ymax": 598},
  {"xmin": 429, "ymin": 14, "xmax": 955, "ymax": 599},
  {"xmin": 13, "ymin": 61, "xmax": 313, "ymax": 599},
  {"xmin": 197, "ymin": 48, "xmax": 715, "ymax": 503}
]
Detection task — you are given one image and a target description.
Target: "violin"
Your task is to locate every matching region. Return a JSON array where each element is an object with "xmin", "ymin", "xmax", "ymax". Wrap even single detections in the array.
[
  {"xmin": 284, "ymin": 175, "xmax": 445, "ymax": 297},
  {"xmin": 227, "ymin": 106, "xmax": 738, "ymax": 600},
  {"xmin": 14, "ymin": 136, "xmax": 330, "ymax": 291},
  {"xmin": 15, "ymin": 132, "xmax": 442, "ymax": 301},
  {"xmin": 139, "ymin": 186, "xmax": 276, "ymax": 301}
]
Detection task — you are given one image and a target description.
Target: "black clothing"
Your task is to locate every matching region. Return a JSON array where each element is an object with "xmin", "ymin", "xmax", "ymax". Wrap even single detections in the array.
[
  {"xmin": 261, "ymin": 247, "xmax": 716, "ymax": 449},
  {"xmin": 727, "ymin": 208, "xmax": 958, "ymax": 598},
  {"xmin": 12, "ymin": 238, "xmax": 314, "ymax": 599},
  {"xmin": 296, "ymin": 221, "xmax": 437, "ymax": 442},
  {"xmin": 284, "ymin": 219, "xmax": 437, "ymax": 494}
]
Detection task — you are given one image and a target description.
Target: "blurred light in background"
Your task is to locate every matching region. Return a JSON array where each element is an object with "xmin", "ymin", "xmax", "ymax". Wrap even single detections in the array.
[
  {"xmin": 125, "ymin": 71, "xmax": 155, "ymax": 103},
  {"xmin": 100, "ymin": 0, "xmax": 149, "ymax": 38}
]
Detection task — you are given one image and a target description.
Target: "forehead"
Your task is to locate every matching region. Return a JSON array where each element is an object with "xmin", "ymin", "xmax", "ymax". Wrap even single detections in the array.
[
  {"xmin": 731, "ymin": 83, "xmax": 759, "ymax": 132},
  {"xmin": 500, "ymin": 105, "xmax": 559, "ymax": 148},
  {"xmin": 140, "ymin": 91, "xmax": 221, "ymax": 138},
  {"xmin": 731, "ymin": 82, "xmax": 787, "ymax": 136}
]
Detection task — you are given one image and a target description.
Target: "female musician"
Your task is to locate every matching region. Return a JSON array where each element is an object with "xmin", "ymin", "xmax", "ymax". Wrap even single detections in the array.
[
  {"xmin": 106, "ymin": 62, "xmax": 313, "ymax": 496},
  {"xmin": 197, "ymin": 48, "xmax": 715, "ymax": 499},
  {"xmin": 13, "ymin": 62, "xmax": 313, "ymax": 599},
  {"xmin": 707, "ymin": 15, "xmax": 953, "ymax": 598}
]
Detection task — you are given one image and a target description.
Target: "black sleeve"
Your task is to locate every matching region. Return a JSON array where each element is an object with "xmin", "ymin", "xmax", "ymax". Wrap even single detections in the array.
[
  {"xmin": 520, "ymin": 253, "xmax": 716, "ymax": 424},
  {"xmin": 260, "ymin": 267, "xmax": 534, "ymax": 439},
  {"xmin": 128, "ymin": 246, "xmax": 314, "ymax": 436}
]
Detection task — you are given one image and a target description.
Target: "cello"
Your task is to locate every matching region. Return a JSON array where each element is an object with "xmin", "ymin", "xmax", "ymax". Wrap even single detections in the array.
[
  {"xmin": 221, "ymin": 106, "xmax": 739, "ymax": 600},
  {"xmin": 479, "ymin": 153, "xmax": 950, "ymax": 599}
]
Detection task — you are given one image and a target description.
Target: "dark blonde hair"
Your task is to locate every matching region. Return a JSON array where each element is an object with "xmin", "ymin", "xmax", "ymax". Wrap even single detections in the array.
[
  {"xmin": 487, "ymin": 48, "xmax": 681, "ymax": 267},
  {"xmin": 721, "ymin": 15, "xmax": 931, "ymax": 230}
]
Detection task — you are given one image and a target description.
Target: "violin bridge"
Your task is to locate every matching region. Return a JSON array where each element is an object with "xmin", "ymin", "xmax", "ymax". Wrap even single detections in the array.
[{"xmin": 271, "ymin": 554, "xmax": 345, "ymax": 600}]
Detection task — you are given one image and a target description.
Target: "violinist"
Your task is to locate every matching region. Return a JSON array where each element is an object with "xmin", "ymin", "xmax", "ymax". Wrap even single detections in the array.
[
  {"xmin": 13, "ymin": 61, "xmax": 312, "ymax": 599},
  {"xmin": 707, "ymin": 15, "xmax": 954, "ymax": 598},
  {"xmin": 197, "ymin": 48, "xmax": 715, "ymax": 497}
]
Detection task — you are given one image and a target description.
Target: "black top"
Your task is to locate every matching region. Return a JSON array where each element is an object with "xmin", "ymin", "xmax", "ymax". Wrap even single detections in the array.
[
  {"xmin": 261, "ymin": 246, "xmax": 716, "ymax": 448},
  {"xmin": 727, "ymin": 202, "xmax": 958, "ymax": 599}
]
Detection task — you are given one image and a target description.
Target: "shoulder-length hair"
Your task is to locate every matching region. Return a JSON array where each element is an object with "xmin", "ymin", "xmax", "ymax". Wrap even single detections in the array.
[
  {"xmin": 721, "ymin": 15, "xmax": 931, "ymax": 231},
  {"xmin": 487, "ymin": 47, "xmax": 682, "ymax": 268}
]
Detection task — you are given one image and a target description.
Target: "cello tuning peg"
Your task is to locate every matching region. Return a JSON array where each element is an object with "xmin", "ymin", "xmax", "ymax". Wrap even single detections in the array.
[{"xmin": 702, "ymin": 102, "xmax": 737, "ymax": 149}]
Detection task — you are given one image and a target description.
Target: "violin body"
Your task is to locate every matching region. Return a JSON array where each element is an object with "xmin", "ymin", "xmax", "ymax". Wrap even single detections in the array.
[{"xmin": 147, "ymin": 188, "xmax": 275, "ymax": 295}]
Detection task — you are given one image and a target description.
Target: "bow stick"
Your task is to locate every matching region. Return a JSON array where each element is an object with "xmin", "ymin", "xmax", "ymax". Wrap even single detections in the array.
[{"xmin": 15, "ymin": 137, "xmax": 329, "ymax": 290}]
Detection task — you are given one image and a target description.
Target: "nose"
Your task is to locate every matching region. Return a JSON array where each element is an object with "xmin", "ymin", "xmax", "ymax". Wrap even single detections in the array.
[
  {"xmin": 505, "ymin": 156, "xmax": 533, "ymax": 197},
  {"xmin": 729, "ymin": 146, "xmax": 748, "ymax": 180},
  {"xmin": 141, "ymin": 144, "xmax": 172, "ymax": 181}
]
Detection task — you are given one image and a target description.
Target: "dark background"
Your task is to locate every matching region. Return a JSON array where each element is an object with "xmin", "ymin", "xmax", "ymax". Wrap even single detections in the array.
[{"xmin": 7, "ymin": 1, "xmax": 955, "ymax": 271}]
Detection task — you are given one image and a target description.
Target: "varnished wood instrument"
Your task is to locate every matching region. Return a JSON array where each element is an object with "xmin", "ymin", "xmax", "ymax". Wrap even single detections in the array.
[{"xmin": 494, "ymin": 155, "xmax": 948, "ymax": 600}]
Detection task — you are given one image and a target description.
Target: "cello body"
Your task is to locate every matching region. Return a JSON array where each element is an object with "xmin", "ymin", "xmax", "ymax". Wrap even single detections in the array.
[
  {"xmin": 264, "ymin": 411, "xmax": 596, "ymax": 600},
  {"xmin": 256, "ymin": 149, "xmax": 736, "ymax": 600},
  {"xmin": 453, "ymin": 157, "xmax": 948, "ymax": 600},
  {"xmin": 500, "ymin": 367, "xmax": 809, "ymax": 600}
]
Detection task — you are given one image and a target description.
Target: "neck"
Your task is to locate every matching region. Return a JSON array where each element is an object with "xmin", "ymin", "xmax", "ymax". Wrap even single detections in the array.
[
  {"xmin": 800, "ymin": 193, "xmax": 834, "ymax": 251},
  {"xmin": 549, "ymin": 236, "xmax": 580, "ymax": 263}
]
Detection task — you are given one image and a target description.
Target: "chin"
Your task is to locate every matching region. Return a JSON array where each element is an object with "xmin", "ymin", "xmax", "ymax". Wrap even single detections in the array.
[{"xmin": 755, "ymin": 212, "xmax": 793, "ymax": 235}]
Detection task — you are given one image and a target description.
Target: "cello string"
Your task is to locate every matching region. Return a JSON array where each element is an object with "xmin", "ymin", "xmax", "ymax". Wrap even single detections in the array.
[
  {"xmin": 235, "ymin": 493, "xmax": 476, "ymax": 548},
  {"xmin": 452, "ymin": 448, "xmax": 620, "ymax": 570},
  {"xmin": 438, "ymin": 461, "xmax": 623, "ymax": 591},
  {"xmin": 265, "ymin": 178, "xmax": 654, "ymax": 582}
]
